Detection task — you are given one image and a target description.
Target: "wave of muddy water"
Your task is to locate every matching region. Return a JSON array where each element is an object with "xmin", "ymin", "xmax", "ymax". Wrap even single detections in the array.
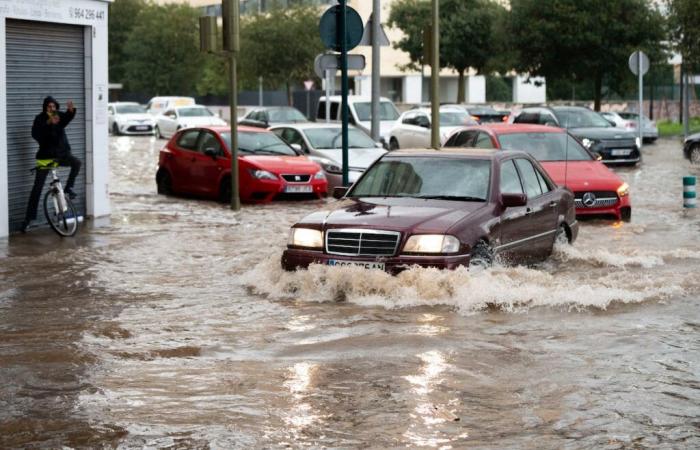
[{"xmin": 1, "ymin": 136, "xmax": 699, "ymax": 448}]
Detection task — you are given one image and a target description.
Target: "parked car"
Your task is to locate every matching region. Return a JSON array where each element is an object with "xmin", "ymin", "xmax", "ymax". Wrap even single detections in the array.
[
  {"xmin": 107, "ymin": 102, "xmax": 155, "ymax": 135},
  {"xmin": 683, "ymin": 132, "xmax": 700, "ymax": 164},
  {"xmin": 239, "ymin": 106, "xmax": 309, "ymax": 128},
  {"xmin": 315, "ymin": 95, "xmax": 401, "ymax": 146},
  {"xmin": 154, "ymin": 105, "xmax": 227, "ymax": 139},
  {"xmin": 270, "ymin": 123, "xmax": 386, "ymax": 193},
  {"xmin": 450, "ymin": 104, "xmax": 510, "ymax": 123},
  {"xmin": 156, "ymin": 126, "xmax": 327, "ymax": 203},
  {"xmin": 281, "ymin": 148, "xmax": 578, "ymax": 273},
  {"xmin": 512, "ymin": 106, "xmax": 641, "ymax": 165},
  {"xmin": 444, "ymin": 124, "xmax": 632, "ymax": 221},
  {"xmin": 600, "ymin": 111, "xmax": 659, "ymax": 143},
  {"xmin": 388, "ymin": 106, "xmax": 476, "ymax": 150},
  {"xmin": 146, "ymin": 96, "xmax": 195, "ymax": 116}
]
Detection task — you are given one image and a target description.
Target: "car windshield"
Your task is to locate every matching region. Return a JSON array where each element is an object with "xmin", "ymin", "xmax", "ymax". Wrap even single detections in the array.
[
  {"xmin": 179, "ymin": 107, "xmax": 213, "ymax": 117},
  {"xmin": 349, "ymin": 156, "xmax": 490, "ymax": 201},
  {"xmin": 267, "ymin": 108, "xmax": 307, "ymax": 122},
  {"xmin": 498, "ymin": 132, "xmax": 593, "ymax": 161},
  {"xmin": 304, "ymin": 127, "xmax": 377, "ymax": 149},
  {"xmin": 555, "ymin": 109, "xmax": 611, "ymax": 128},
  {"xmin": 221, "ymin": 131, "xmax": 297, "ymax": 156},
  {"xmin": 116, "ymin": 104, "xmax": 146, "ymax": 114},
  {"xmin": 353, "ymin": 101, "xmax": 400, "ymax": 121},
  {"xmin": 440, "ymin": 111, "xmax": 473, "ymax": 126}
]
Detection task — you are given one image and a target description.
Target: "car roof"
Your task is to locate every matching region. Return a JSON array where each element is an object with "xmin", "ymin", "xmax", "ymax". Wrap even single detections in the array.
[
  {"xmin": 387, "ymin": 147, "xmax": 527, "ymax": 160},
  {"xmin": 109, "ymin": 101, "xmax": 140, "ymax": 105},
  {"xmin": 404, "ymin": 106, "xmax": 467, "ymax": 114},
  {"xmin": 460, "ymin": 123, "xmax": 565, "ymax": 135},
  {"xmin": 270, "ymin": 122, "xmax": 360, "ymax": 130},
  {"xmin": 194, "ymin": 125, "xmax": 269, "ymax": 133}
]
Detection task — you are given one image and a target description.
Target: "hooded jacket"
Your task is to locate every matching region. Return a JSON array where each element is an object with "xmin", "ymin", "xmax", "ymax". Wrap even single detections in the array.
[{"xmin": 31, "ymin": 96, "xmax": 76, "ymax": 159}]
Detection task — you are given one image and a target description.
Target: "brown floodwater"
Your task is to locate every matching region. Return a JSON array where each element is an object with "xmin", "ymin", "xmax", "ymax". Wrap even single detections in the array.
[{"xmin": 1, "ymin": 135, "xmax": 699, "ymax": 448}]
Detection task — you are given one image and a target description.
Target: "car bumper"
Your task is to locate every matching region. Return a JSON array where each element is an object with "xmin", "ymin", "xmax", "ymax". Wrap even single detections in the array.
[
  {"xmin": 281, "ymin": 249, "xmax": 472, "ymax": 274},
  {"xmin": 575, "ymin": 195, "xmax": 631, "ymax": 220},
  {"xmin": 243, "ymin": 179, "xmax": 328, "ymax": 203},
  {"xmin": 120, "ymin": 124, "xmax": 155, "ymax": 135}
]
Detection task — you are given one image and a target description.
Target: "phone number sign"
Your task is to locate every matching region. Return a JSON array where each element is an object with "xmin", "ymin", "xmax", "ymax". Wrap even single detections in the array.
[{"xmin": 68, "ymin": 7, "xmax": 105, "ymax": 21}]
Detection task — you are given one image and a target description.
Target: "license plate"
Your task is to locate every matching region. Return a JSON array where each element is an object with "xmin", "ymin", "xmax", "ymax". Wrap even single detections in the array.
[
  {"xmin": 135, "ymin": 125, "xmax": 150, "ymax": 130},
  {"xmin": 611, "ymin": 148, "xmax": 631, "ymax": 156},
  {"xmin": 328, "ymin": 259, "xmax": 385, "ymax": 270},
  {"xmin": 285, "ymin": 185, "xmax": 313, "ymax": 193}
]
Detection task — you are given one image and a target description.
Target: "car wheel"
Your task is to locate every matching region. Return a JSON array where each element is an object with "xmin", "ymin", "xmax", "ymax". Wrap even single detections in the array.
[
  {"xmin": 112, "ymin": 123, "xmax": 120, "ymax": 136},
  {"xmin": 219, "ymin": 177, "xmax": 232, "ymax": 203},
  {"xmin": 155, "ymin": 126, "xmax": 162, "ymax": 139},
  {"xmin": 690, "ymin": 144, "xmax": 700, "ymax": 165},
  {"xmin": 469, "ymin": 240, "xmax": 493, "ymax": 268},
  {"xmin": 389, "ymin": 138, "xmax": 399, "ymax": 151},
  {"xmin": 156, "ymin": 169, "xmax": 172, "ymax": 195}
]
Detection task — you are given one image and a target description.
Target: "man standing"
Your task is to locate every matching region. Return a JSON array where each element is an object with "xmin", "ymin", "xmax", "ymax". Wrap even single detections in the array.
[{"xmin": 21, "ymin": 96, "xmax": 81, "ymax": 232}]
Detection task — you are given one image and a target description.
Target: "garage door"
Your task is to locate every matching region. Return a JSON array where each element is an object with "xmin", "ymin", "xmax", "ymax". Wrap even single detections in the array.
[{"xmin": 6, "ymin": 19, "xmax": 86, "ymax": 232}]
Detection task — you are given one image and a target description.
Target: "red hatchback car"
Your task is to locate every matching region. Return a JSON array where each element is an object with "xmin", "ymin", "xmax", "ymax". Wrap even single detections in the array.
[
  {"xmin": 444, "ymin": 124, "xmax": 632, "ymax": 221},
  {"xmin": 156, "ymin": 126, "xmax": 327, "ymax": 202}
]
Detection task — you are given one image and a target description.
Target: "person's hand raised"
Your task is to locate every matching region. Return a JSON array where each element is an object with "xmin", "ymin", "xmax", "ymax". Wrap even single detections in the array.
[{"xmin": 67, "ymin": 100, "xmax": 75, "ymax": 112}]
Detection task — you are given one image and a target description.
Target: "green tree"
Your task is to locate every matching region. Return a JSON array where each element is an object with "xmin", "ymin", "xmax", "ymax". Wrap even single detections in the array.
[
  {"xmin": 108, "ymin": 0, "xmax": 146, "ymax": 85},
  {"xmin": 509, "ymin": 0, "xmax": 666, "ymax": 111},
  {"xmin": 122, "ymin": 3, "xmax": 203, "ymax": 94},
  {"xmin": 666, "ymin": 0, "xmax": 700, "ymax": 71},
  {"xmin": 388, "ymin": 0, "xmax": 506, "ymax": 102}
]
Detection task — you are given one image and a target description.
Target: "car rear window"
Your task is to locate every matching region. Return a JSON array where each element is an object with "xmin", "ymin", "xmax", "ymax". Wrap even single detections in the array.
[{"xmin": 221, "ymin": 131, "xmax": 297, "ymax": 156}]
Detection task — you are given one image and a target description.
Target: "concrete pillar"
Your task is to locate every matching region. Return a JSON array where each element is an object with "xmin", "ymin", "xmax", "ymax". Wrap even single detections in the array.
[
  {"xmin": 402, "ymin": 75, "xmax": 423, "ymax": 104},
  {"xmin": 355, "ymin": 75, "xmax": 372, "ymax": 97},
  {"xmin": 465, "ymin": 75, "xmax": 486, "ymax": 104},
  {"xmin": 513, "ymin": 75, "xmax": 546, "ymax": 104}
]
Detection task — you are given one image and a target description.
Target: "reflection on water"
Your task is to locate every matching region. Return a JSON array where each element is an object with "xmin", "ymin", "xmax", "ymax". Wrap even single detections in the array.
[{"xmin": 1, "ymin": 137, "xmax": 700, "ymax": 448}]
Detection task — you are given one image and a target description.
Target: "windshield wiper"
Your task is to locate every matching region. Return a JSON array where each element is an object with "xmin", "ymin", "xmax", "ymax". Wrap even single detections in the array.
[{"xmin": 415, "ymin": 195, "xmax": 486, "ymax": 202}]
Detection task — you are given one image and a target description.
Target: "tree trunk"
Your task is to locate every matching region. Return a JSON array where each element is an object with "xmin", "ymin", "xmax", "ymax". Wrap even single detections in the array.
[
  {"xmin": 457, "ymin": 69, "xmax": 465, "ymax": 103},
  {"xmin": 286, "ymin": 82, "xmax": 292, "ymax": 106},
  {"xmin": 593, "ymin": 73, "xmax": 602, "ymax": 111}
]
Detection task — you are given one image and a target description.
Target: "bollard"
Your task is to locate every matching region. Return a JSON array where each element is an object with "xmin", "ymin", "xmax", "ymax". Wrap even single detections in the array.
[{"xmin": 683, "ymin": 176, "xmax": 696, "ymax": 208}]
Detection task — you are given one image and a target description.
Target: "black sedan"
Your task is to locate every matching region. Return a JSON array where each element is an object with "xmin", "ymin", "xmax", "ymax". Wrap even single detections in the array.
[{"xmin": 683, "ymin": 132, "xmax": 700, "ymax": 164}]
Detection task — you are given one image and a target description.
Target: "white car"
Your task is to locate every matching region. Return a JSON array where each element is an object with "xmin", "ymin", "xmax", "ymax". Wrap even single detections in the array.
[
  {"xmin": 601, "ymin": 111, "xmax": 658, "ymax": 142},
  {"xmin": 315, "ymin": 95, "xmax": 400, "ymax": 147},
  {"xmin": 107, "ymin": 102, "xmax": 155, "ymax": 135},
  {"xmin": 154, "ymin": 105, "xmax": 227, "ymax": 139},
  {"xmin": 146, "ymin": 96, "xmax": 195, "ymax": 116},
  {"xmin": 270, "ymin": 123, "xmax": 386, "ymax": 192},
  {"xmin": 388, "ymin": 106, "xmax": 476, "ymax": 150}
]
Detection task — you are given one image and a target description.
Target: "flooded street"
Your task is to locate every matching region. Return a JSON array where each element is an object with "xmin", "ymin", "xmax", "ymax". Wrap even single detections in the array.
[{"xmin": 1, "ymin": 135, "xmax": 699, "ymax": 448}]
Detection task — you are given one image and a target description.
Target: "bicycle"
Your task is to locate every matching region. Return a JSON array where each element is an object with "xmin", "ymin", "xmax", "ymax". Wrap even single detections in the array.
[{"xmin": 30, "ymin": 159, "xmax": 79, "ymax": 237}]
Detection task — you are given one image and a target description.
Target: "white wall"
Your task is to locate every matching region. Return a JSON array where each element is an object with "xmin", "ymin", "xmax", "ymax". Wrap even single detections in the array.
[
  {"xmin": 0, "ymin": 0, "xmax": 110, "ymax": 238},
  {"xmin": 402, "ymin": 75, "xmax": 423, "ymax": 104},
  {"xmin": 465, "ymin": 75, "xmax": 486, "ymax": 104},
  {"xmin": 512, "ymin": 75, "xmax": 547, "ymax": 104}
]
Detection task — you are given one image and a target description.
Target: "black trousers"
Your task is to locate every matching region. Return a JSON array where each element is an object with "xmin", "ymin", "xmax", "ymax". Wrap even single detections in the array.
[{"xmin": 24, "ymin": 155, "xmax": 81, "ymax": 221}]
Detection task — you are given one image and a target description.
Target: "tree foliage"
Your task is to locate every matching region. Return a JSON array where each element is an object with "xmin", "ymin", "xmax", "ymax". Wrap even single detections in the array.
[
  {"xmin": 509, "ymin": 0, "xmax": 667, "ymax": 110},
  {"xmin": 122, "ymin": 4, "xmax": 203, "ymax": 94},
  {"xmin": 666, "ymin": 0, "xmax": 700, "ymax": 71},
  {"xmin": 387, "ymin": 0, "xmax": 507, "ymax": 102},
  {"xmin": 108, "ymin": 0, "xmax": 146, "ymax": 84}
]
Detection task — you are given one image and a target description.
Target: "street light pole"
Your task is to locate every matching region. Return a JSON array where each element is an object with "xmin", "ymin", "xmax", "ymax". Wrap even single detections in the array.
[
  {"xmin": 223, "ymin": 0, "xmax": 240, "ymax": 210},
  {"xmin": 370, "ymin": 0, "xmax": 380, "ymax": 142},
  {"xmin": 430, "ymin": 0, "xmax": 439, "ymax": 149},
  {"xmin": 340, "ymin": 0, "xmax": 349, "ymax": 186}
]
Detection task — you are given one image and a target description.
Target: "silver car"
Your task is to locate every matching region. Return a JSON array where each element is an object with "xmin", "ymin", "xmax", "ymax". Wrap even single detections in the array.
[
  {"xmin": 270, "ymin": 123, "xmax": 386, "ymax": 192},
  {"xmin": 601, "ymin": 111, "xmax": 658, "ymax": 143}
]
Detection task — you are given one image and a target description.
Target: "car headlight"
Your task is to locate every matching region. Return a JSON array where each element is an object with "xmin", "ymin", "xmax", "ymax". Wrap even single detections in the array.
[
  {"xmin": 314, "ymin": 171, "xmax": 326, "ymax": 180},
  {"xmin": 617, "ymin": 182, "xmax": 629, "ymax": 197},
  {"xmin": 635, "ymin": 137, "xmax": 641, "ymax": 148},
  {"xmin": 402, "ymin": 234, "xmax": 461, "ymax": 254},
  {"xmin": 311, "ymin": 157, "xmax": 343, "ymax": 174},
  {"xmin": 581, "ymin": 138, "xmax": 596, "ymax": 149},
  {"xmin": 288, "ymin": 228, "xmax": 323, "ymax": 249},
  {"xmin": 249, "ymin": 169, "xmax": 277, "ymax": 180}
]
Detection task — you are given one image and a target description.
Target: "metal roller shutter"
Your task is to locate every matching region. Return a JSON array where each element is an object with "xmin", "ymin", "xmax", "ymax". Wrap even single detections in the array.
[{"xmin": 6, "ymin": 19, "xmax": 86, "ymax": 232}]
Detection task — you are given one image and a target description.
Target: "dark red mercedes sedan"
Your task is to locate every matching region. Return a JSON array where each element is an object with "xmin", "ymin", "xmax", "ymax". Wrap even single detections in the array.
[{"xmin": 281, "ymin": 148, "xmax": 578, "ymax": 273}]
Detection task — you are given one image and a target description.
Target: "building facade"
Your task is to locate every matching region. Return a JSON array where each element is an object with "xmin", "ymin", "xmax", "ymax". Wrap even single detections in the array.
[{"xmin": 0, "ymin": 0, "xmax": 110, "ymax": 237}]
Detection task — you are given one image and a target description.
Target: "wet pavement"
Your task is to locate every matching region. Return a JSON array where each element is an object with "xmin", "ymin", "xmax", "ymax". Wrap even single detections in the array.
[{"xmin": 1, "ymin": 135, "xmax": 699, "ymax": 448}]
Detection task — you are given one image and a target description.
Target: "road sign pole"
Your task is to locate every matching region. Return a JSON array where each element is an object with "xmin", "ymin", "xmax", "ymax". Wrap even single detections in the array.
[
  {"xmin": 340, "ymin": 0, "xmax": 349, "ymax": 186},
  {"xmin": 430, "ymin": 0, "xmax": 439, "ymax": 149},
  {"xmin": 325, "ymin": 69, "xmax": 331, "ymax": 123},
  {"xmin": 223, "ymin": 0, "xmax": 240, "ymax": 211},
  {"xmin": 371, "ymin": 2, "xmax": 380, "ymax": 142},
  {"xmin": 638, "ymin": 55, "xmax": 643, "ymax": 151}
]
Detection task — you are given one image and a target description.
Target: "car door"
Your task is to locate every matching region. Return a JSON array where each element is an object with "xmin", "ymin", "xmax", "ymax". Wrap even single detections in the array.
[
  {"xmin": 160, "ymin": 109, "xmax": 178, "ymax": 137},
  {"xmin": 413, "ymin": 113, "xmax": 431, "ymax": 147},
  {"xmin": 497, "ymin": 158, "xmax": 530, "ymax": 263},
  {"xmin": 189, "ymin": 130, "xmax": 226, "ymax": 196},
  {"xmin": 169, "ymin": 129, "xmax": 202, "ymax": 193},
  {"xmin": 393, "ymin": 112, "xmax": 415, "ymax": 148},
  {"xmin": 513, "ymin": 158, "xmax": 559, "ymax": 258}
]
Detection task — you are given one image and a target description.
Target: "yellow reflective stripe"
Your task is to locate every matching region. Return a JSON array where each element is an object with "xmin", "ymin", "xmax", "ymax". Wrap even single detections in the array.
[{"xmin": 36, "ymin": 159, "xmax": 58, "ymax": 168}]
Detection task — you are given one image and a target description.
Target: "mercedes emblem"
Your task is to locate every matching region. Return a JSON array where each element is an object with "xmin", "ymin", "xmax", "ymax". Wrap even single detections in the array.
[{"xmin": 582, "ymin": 192, "xmax": 597, "ymax": 207}]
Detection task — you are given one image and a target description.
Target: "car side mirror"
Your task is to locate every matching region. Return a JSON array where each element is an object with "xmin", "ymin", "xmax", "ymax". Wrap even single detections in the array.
[
  {"xmin": 333, "ymin": 186, "xmax": 349, "ymax": 199},
  {"xmin": 419, "ymin": 121, "xmax": 431, "ymax": 129},
  {"xmin": 290, "ymin": 143, "xmax": 304, "ymax": 153},
  {"xmin": 594, "ymin": 152, "xmax": 603, "ymax": 161},
  {"xmin": 204, "ymin": 148, "xmax": 218, "ymax": 159},
  {"xmin": 501, "ymin": 193, "xmax": 527, "ymax": 208}
]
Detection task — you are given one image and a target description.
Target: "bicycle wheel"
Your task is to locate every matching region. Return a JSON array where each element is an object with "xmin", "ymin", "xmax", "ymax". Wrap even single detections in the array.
[{"xmin": 43, "ymin": 190, "xmax": 78, "ymax": 237}]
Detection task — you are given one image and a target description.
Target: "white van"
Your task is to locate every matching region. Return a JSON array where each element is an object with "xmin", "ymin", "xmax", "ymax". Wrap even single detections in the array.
[
  {"xmin": 146, "ymin": 96, "xmax": 195, "ymax": 116},
  {"xmin": 315, "ymin": 95, "xmax": 400, "ymax": 146}
]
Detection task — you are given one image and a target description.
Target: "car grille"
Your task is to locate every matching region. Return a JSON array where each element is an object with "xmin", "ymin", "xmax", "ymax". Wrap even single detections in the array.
[
  {"xmin": 599, "ymin": 138, "xmax": 636, "ymax": 148},
  {"xmin": 574, "ymin": 191, "xmax": 619, "ymax": 208},
  {"xmin": 326, "ymin": 229, "xmax": 400, "ymax": 256},
  {"xmin": 281, "ymin": 174, "xmax": 310, "ymax": 182},
  {"xmin": 126, "ymin": 125, "xmax": 153, "ymax": 132}
]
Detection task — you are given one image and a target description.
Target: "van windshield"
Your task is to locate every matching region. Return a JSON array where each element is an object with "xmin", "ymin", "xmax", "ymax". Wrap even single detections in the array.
[{"xmin": 353, "ymin": 101, "xmax": 400, "ymax": 121}]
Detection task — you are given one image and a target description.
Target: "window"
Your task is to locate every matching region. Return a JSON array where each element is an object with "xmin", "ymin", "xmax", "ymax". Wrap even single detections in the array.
[
  {"xmin": 164, "ymin": 109, "xmax": 176, "ymax": 119},
  {"xmin": 107, "ymin": 106, "xmax": 114, "ymax": 115},
  {"xmin": 474, "ymin": 132, "xmax": 494, "ymax": 148},
  {"xmin": 402, "ymin": 112, "xmax": 416, "ymax": 125},
  {"xmin": 513, "ymin": 112, "xmax": 539, "ymax": 124},
  {"xmin": 515, "ymin": 158, "xmax": 543, "ymax": 198},
  {"xmin": 415, "ymin": 114, "xmax": 430, "ymax": 128},
  {"xmin": 500, "ymin": 160, "xmax": 524, "ymax": 194},
  {"xmin": 534, "ymin": 167, "xmax": 551, "ymax": 193},
  {"xmin": 445, "ymin": 130, "xmax": 477, "ymax": 147},
  {"xmin": 177, "ymin": 130, "xmax": 200, "ymax": 150},
  {"xmin": 539, "ymin": 113, "xmax": 558, "ymax": 126},
  {"xmin": 497, "ymin": 132, "xmax": 593, "ymax": 161},
  {"xmin": 197, "ymin": 131, "xmax": 223, "ymax": 156},
  {"xmin": 280, "ymin": 128, "xmax": 305, "ymax": 149}
]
